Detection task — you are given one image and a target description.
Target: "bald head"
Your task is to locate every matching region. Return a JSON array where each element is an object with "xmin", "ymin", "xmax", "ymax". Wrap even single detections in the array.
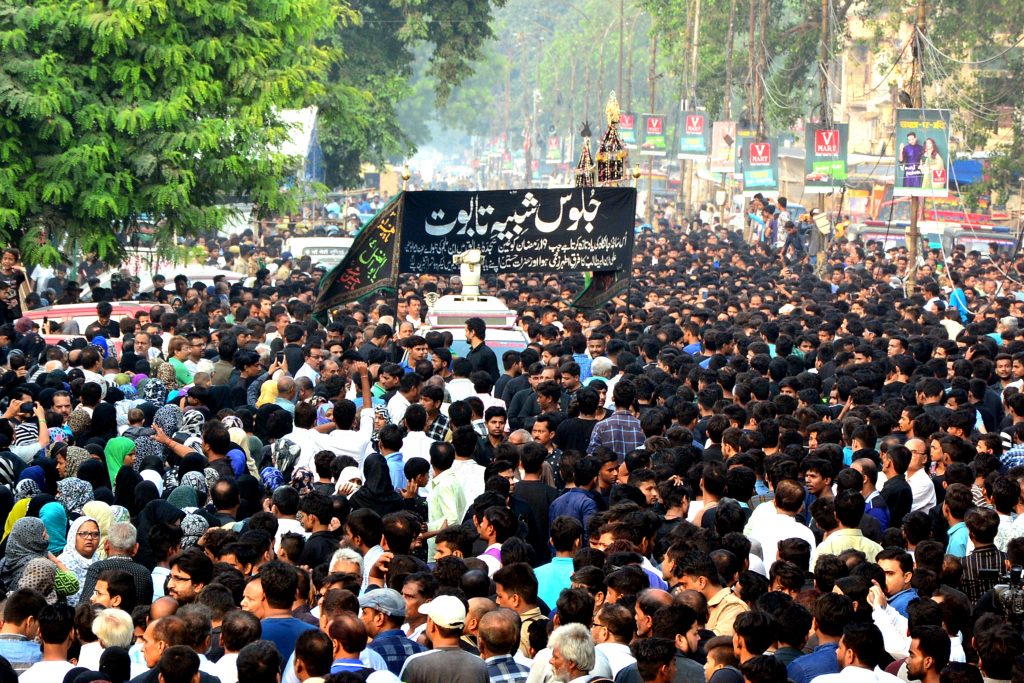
[
  {"xmin": 674, "ymin": 589, "xmax": 708, "ymax": 625},
  {"xmin": 852, "ymin": 458, "xmax": 879, "ymax": 492},
  {"xmin": 478, "ymin": 608, "xmax": 521, "ymax": 657},
  {"xmin": 466, "ymin": 597, "xmax": 497, "ymax": 636},
  {"xmin": 151, "ymin": 596, "xmax": 179, "ymax": 621},
  {"xmin": 637, "ymin": 588, "xmax": 673, "ymax": 613}
]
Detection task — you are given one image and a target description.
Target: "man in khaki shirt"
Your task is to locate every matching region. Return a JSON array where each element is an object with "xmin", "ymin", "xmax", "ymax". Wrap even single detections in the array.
[
  {"xmin": 810, "ymin": 490, "xmax": 882, "ymax": 567},
  {"xmin": 675, "ymin": 550, "xmax": 748, "ymax": 636}
]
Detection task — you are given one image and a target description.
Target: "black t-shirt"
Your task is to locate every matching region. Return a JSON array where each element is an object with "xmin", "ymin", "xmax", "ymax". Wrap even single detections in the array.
[
  {"xmin": 1, "ymin": 269, "xmax": 25, "ymax": 319},
  {"xmin": 555, "ymin": 416, "xmax": 600, "ymax": 454}
]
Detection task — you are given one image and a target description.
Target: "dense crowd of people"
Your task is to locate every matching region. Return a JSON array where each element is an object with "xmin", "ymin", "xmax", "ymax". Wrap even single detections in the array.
[{"xmin": 0, "ymin": 194, "xmax": 1023, "ymax": 683}]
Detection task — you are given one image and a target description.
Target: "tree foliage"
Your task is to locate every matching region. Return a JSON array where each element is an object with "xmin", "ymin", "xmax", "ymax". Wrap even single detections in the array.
[
  {"xmin": 0, "ymin": 0, "xmax": 342, "ymax": 264},
  {"xmin": 316, "ymin": 0, "xmax": 508, "ymax": 188}
]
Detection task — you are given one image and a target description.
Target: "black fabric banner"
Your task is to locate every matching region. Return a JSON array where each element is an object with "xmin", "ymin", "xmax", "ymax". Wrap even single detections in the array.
[
  {"xmin": 572, "ymin": 269, "xmax": 631, "ymax": 312},
  {"xmin": 399, "ymin": 188, "xmax": 636, "ymax": 274},
  {"xmin": 313, "ymin": 195, "xmax": 402, "ymax": 320}
]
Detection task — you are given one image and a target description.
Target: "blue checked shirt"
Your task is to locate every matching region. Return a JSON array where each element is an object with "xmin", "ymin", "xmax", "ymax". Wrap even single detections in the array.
[
  {"xmin": 1001, "ymin": 445, "xmax": 1024, "ymax": 472},
  {"xmin": 587, "ymin": 409, "xmax": 645, "ymax": 458},
  {"xmin": 367, "ymin": 628, "xmax": 426, "ymax": 675},
  {"xmin": 485, "ymin": 655, "xmax": 530, "ymax": 683}
]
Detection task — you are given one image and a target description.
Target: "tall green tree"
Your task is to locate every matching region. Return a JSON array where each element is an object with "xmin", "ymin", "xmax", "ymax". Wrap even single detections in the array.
[
  {"xmin": 317, "ymin": 0, "xmax": 508, "ymax": 188},
  {"xmin": 0, "ymin": 0, "xmax": 343, "ymax": 265}
]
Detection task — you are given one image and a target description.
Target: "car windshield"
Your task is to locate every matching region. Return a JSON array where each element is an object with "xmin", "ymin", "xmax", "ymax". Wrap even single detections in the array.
[{"xmin": 449, "ymin": 339, "xmax": 528, "ymax": 358}]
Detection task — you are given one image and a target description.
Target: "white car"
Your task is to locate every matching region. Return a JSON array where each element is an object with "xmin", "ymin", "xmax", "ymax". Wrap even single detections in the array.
[{"xmin": 82, "ymin": 266, "xmax": 244, "ymax": 301}]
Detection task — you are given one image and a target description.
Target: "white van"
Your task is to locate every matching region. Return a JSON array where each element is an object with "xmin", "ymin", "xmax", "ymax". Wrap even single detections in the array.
[{"xmin": 285, "ymin": 237, "xmax": 354, "ymax": 269}]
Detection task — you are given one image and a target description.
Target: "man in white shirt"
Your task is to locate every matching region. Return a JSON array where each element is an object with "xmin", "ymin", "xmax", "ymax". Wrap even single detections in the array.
[
  {"xmin": 750, "ymin": 480, "xmax": 816, "ymax": 570},
  {"xmin": 294, "ymin": 346, "xmax": 324, "ymax": 385},
  {"xmin": 591, "ymin": 604, "xmax": 636, "ymax": 677},
  {"xmin": 906, "ymin": 438, "xmax": 937, "ymax": 513},
  {"xmin": 270, "ymin": 486, "xmax": 309, "ymax": 552},
  {"xmin": 211, "ymin": 610, "xmax": 262, "ymax": 683},
  {"xmin": 19, "ymin": 603, "xmax": 78, "ymax": 683},
  {"xmin": 326, "ymin": 365, "xmax": 375, "ymax": 465},
  {"xmin": 446, "ymin": 359, "xmax": 477, "ymax": 402},
  {"xmin": 448, "ymin": 426, "xmax": 486, "ymax": 508},
  {"xmin": 811, "ymin": 622, "xmax": 901, "ymax": 683},
  {"xmin": 386, "ymin": 373, "xmax": 421, "ymax": 425},
  {"xmin": 401, "ymin": 405, "xmax": 436, "ymax": 464}
]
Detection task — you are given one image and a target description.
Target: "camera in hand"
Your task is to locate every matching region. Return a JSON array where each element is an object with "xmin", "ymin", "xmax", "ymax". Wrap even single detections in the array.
[
  {"xmin": 18, "ymin": 401, "xmax": 35, "ymax": 414},
  {"xmin": 980, "ymin": 566, "xmax": 1024, "ymax": 620}
]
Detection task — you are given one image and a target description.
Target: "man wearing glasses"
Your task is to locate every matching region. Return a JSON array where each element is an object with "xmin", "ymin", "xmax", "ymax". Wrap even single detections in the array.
[
  {"xmin": 165, "ymin": 549, "xmax": 213, "ymax": 606},
  {"xmin": 906, "ymin": 438, "xmax": 937, "ymax": 513}
]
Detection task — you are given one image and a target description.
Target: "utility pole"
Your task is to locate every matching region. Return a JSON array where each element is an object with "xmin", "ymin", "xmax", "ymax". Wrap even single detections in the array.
[
  {"xmin": 646, "ymin": 34, "xmax": 657, "ymax": 223},
  {"xmin": 747, "ymin": 0, "xmax": 756, "ymax": 123},
  {"xmin": 723, "ymin": 0, "xmax": 737, "ymax": 119},
  {"xmin": 618, "ymin": 0, "xmax": 624, "ymax": 96},
  {"xmin": 816, "ymin": 0, "xmax": 830, "ymax": 276},
  {"xmin": 907, "ymin": 0, "xmax": 926, "ymax": 289},
  {"xmin": 756, "ymin": 0, "xmax": 768, "ymax": 138},
  {"xmin": 684, "ymin": 0, "xmax": 702, "ymax": 215}
]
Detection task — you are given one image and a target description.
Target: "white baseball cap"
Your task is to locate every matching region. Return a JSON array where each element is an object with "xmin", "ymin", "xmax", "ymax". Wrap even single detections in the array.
[{"xmin": 419, "ymin": 595, "xmax": 467, "ymax": 629}]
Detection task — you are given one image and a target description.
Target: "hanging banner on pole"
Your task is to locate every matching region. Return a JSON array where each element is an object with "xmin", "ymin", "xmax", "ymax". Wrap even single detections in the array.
[
  {"xmin": 619, "ymin": 112, "xmax": 638, "ymax": 150},
  {"xmin": 804, "ymin": 123, "xmax": 849, "ymax": 194},
  {"xmin": 740, "ymin": 138, "xmax": 779, "ymax": 196},
  {"xmin": 709, "ymin": 121, "xmax": 737, "ymax": 173},
  {"xmin": 677, "ymin": 111, "xmax": 710, "ymax": 160},
  {"xmin": 894, "ymin": 109, "xmax": 951, "ymax": 197},
  {"xmin": 640, "ymin": 114, "xmax": 667, "ymax": 156},
  {"xmin": 545, "ymin": 135, "xmax": 562, "ymax": 164}
]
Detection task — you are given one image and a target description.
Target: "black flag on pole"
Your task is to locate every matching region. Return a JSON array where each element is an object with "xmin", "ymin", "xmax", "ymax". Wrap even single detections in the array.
[{"xmin": 313, "ymin": 194, "xmax": 403, "ymax": 323}]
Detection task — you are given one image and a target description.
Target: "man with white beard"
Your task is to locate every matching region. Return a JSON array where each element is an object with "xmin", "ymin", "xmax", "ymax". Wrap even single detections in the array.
[{"xmin": 548, "ymin": 624, "xmax": 596, "ymax": 683}]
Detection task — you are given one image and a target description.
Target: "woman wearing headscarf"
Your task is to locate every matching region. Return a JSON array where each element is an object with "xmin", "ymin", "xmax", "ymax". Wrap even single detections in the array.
[
  {"xmin": 14, "ymin": 479, "xmax": 40, "ymax": 502},
  {"xmin": 139, "ymin": 470, "xmax": 163, "ymax": 497},
  {"xmin": 365, "ymin": 405, "xmax": 392, "ymax": 458},
  {"xmin": 166, "ymin": 486, "xmax": 198, "ymax": 510},
  {"xmin": 0, "ymin": 517, "xmax": 50, "ymax": 591},
  {"xmin": 152, "ymin": 405, "xmax": 182, "ymax": 441},
  {"xmin": 66, "ymin": 409, "xmax": 91, "ymax": 440},
  {"xmin": 256, "ymin": 379, "xmax": 278, "ymax": 407},
  {"xmin": 64, "ymin": 446, "xmax": 91, "ymax": 479},
  {"xmin": 85, "ymin": 403, "xmax": 118, "ymax": 445},
  {"xmin": 0, "ymin": 485, "xmax": 13, "ymax": 537},
  {"xmin": 133, "ymin": 437, "xmax": 164, "ymax": 471},
  {"xmin": 132, "ymin": 482, "xmax": 160, "ymax": 519},
  {"xmin": 179, "ymin": 471, "xmax": 208, "ymax": 506},
  {"xmin": 57, "ymin": 477, "xmax": 95, "ymax": 516},
  {"xmin": 260, "ymin": 467, "xmax": 285, "ymax": 492},
  {"xmin": 114, "ymin": 469, "xmax": 144, "ymax": 511},
  {"xmin": 59, "ymin": 515, "xmax": 100, "ymax": 605},
  {"xmin": 347, "ymin": 453, "xmax": 406, "ymax": 515},
  {"xmin": 229, "ymin": 427, "xmax": 260, "ymax": 478},
  {"xmin": 27, "ymin": 493, "xmax": 57, "ymax": 519},
  {"xmin": 39, "ymin": 501, "xmax": 68, "ymax": 554},
  {"xmin": 103, "ymin": 437, "xmax": 136, "ymax": 492},
  {"xmin": 17, "ymin": 465, "xmax": 46, "ymax": 491},
  {"xmin": 77, "ymin": 459, "xmax": 112, "ymax": 492},
  {"xmin": 180, "ymin": 514, "xmax": 208, "ymax": 550},
  {"xmin": 134, "ymin": 500, "xmax": 185, "ymax": 569},
  {"xmin": 2, "ymin": 498, "xmax": 28, "ymax": 541},
  {"xmin": 235, "ymin": 474, "xmax": 262, "ymax": 521},
  {"xmin": 82, "ymin": 501, "xmax": 114, "ymax": 559},
  {"xmin": 17, "ymin": 556, "xmax": 59, "ymax": 603},
  {"xmin": 180, "ymin": 410, "xmax": 205, "ymax": 438}
]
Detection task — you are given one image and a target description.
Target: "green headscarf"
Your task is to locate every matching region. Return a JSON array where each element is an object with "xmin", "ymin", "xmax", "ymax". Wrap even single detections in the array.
[
  {"xmin": 166, "ymin": 486, "xmax": 199, "ymax": 509},
  {"xmin": 104, "ymin": 437, "xmax": 136, "ymax": 491}
]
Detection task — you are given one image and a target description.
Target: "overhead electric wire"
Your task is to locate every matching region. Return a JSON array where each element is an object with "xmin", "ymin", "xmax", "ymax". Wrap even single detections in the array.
[{"xmin": 917, "ymin": 28, "xmax": 1024, "ymax": 67}]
